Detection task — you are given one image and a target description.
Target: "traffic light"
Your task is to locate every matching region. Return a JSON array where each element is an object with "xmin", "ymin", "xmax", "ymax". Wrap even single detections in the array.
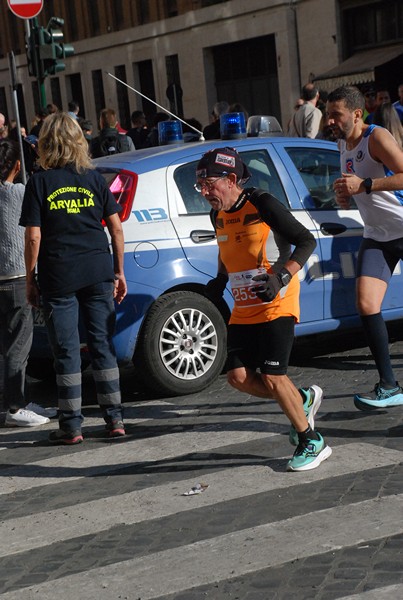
[
  {"xmin": 39, "ymin": 18, "xmax": 75, "ymax": 76},
  {"xmin": 26, "ymin": 18, "xmax": 74, "ymax": 80}
]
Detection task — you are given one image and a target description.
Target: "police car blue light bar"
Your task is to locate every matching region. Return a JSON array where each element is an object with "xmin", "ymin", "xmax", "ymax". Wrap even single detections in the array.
[
  {"xmin": 220, "ymin": 112, "xmax": 247, "ymax": 140},
  {"xmin": 158, "ymin": 120, "xmax": 184, "ymax": 145}
]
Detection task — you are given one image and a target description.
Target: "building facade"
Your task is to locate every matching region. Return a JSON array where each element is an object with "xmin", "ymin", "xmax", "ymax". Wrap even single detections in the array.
[{"xmin": 0, "ymin": 0, "xmax": 401, "ymax": 135}]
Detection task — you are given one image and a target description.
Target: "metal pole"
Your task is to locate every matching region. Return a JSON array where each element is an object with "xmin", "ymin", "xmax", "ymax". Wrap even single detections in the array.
[
  {"xmin": 24, "ymin": 19, "xmax": 31, "ymax": 39},
  {"xmin": 8, "ymin": 52, "xmax": 27, "ymax": 184}
]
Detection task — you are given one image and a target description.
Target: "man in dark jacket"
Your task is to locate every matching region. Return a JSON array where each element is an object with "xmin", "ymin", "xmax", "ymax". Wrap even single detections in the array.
[
  {"xmin": 90, "ymin": 108, "xmax": 134, "ymax": 158},
  {"xmin": 127, "ymin": 110, "xmax": 148, "ymax": 149}
]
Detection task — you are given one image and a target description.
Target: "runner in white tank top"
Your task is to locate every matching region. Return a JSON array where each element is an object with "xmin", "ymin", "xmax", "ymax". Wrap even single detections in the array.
[
  {"xmin": 339, "ymin": 124, "xmax": 403, "ymax": 242},
  {"xmin": 327, "ymin": 85, "xmax": 403, "ymax": 410}
]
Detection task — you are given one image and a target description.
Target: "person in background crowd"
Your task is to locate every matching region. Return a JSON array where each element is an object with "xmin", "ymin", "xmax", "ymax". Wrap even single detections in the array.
[
  {"xmin": 328, "ymin": 85, "xmax": 403, "ymax": 411},
  {"xmin": 316, "ymin": 89, "xmax": 329, "ymax": 116},
  {"xmin": 316, "ymin": 112, "xmax": 338, "ymax": 142},
  {"xmin": 67, "ymin": 101, "xmax": 79, "ymax": 120},
  {"xmin": 287, "ymin": 83, "xmax": 322, "ymax": 138},
  {"xmin": 375, "ymin": 89, "xmax": 391, "ymax": 104},
  {"xmin": 29, "ymin": 107, "xmax": 49, "ymax": 138},
  {"xmin": 392, "ymin": 83, "xmax": 403, "ymax": 123},
  {"xmin": 46, "ymin": 103, "xmax": 59, "ymax": 115},
  {"xmin": 0, "ymin": 113, "xmax": 8, "ymax": 139},
  {"xmin": 7, "ymin": 124, "xmax": 38, "ymax": 178},
  {"xmin": 127, "ymin": 110, "xmax": 148, "ymax": 149},
  {"xmin": 286, "ymin": 99, "xmax": 304, "ymax": 132},
  {"xmin": 196, "ymin": 147, "xmax": 331, "ymax": 471},
  {"xmin": 143, "ymin": 112, "xmax": 170, "ymax": 148},
  {"xmin": 229, "ymin": 102, "xmax": 249, "ymax": 123},
  {"xmin": 20, "ymin": 113, "xmax": 128, "ymax": 444},
  {"xmin": 364, "ymin": 88, "xmax": 392, "ymax": 124},
  {"xmin": 79, "ymin": 119, "xmax": 93, "ymax": 144},
  {"xmin": 7, "ymin": 123, "xmax": 26, "ymax": 140},
  {"xmin": 90, "ymin": 108, "xmax": 134, "ymax": 157},
  {"xmin": 0, "ymin": 139, "xmax": 56, "ymax": 427},
  {"xmin": 183, "ymin": 117, "xmax": 203, "ymax": 142},
  {"xmin": 361, "ymin": 85, "xmax": 377, "ymax": 123},
  {"xmin": 203, "ymin": 101, "xmax": 229, "ymax": 140},
  {"xmin": 372, "ymin": 102, "xmax": 403, "ymax": 150}
]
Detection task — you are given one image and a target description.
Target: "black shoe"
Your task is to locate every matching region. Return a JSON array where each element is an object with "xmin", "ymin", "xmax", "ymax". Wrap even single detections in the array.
[{"xmin": 48, "ymin": 429, "xmax": 83, "ymax": 445}]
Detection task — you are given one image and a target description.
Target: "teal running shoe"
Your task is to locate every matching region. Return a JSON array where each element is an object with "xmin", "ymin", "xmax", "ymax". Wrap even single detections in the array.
[
  {"xmin": 289, "ymin": 385, "xmax": 323, "ymax": 446},
  {"xmin": 354, "ymin": 383, "xmax": 403, "ymax": 411},
  {"xmin": 287, "ymin": 433, "xmax": 332, "ymax": 472}
]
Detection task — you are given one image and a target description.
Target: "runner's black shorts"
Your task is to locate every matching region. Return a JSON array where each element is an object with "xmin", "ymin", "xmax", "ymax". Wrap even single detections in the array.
[
  {"xmin": 226, "ymin": 316, "xmax": 295, "ymax": 375},
  {"xmin": 357, "ymin": 237, "xmax": 403, "ymax": 283}
]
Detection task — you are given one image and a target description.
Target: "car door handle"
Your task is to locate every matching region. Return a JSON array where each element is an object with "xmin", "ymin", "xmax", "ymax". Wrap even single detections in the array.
[
  {"xmin": 190, "ymin": 230, "xmax": 217, "ymax": 243},
  {"xmin": 320, "ymin": 222, "xmax": 347, "ymax": 236}
]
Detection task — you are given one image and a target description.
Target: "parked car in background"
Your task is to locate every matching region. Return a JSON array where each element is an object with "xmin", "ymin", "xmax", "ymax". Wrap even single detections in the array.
[{"xmin": 28, "ymin": 136, "xmax": 403, "ymax": 396}]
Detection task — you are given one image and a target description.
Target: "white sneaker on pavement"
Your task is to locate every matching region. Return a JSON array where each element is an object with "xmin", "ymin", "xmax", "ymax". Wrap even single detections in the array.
[
  {"xmin": 25, "ymin": 402, "xmax": 58, "ymax": 418},
  {"xmin": 5, "ymin": 409, "xmax": 50, "ymax": 427}
]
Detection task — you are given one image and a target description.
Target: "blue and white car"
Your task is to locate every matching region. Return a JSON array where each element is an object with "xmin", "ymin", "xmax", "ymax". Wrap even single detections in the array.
[{"xmin": 29, "ymin": 136, "xmax": 403, "ymax": 396}]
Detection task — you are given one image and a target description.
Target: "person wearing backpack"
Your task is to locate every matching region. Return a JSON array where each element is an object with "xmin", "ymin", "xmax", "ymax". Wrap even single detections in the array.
[{"xmin": 90, "ymin": 108, "xmax": 134, "ymax": 158}]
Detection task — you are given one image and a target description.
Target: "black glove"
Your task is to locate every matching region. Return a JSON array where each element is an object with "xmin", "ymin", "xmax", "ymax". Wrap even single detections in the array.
[
  {"xmin": 204, "ymin": 273, "xmax": 228, "ymax": 304},
  {"xmin": 251, "ymin": 268, "xmax": 291, "ymax": 302}
]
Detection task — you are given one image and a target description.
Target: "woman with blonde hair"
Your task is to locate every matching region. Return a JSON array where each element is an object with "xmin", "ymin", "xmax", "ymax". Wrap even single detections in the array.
[{"xmin": 20, "ymin": 112, "xmax": 127, "ymax": 444}]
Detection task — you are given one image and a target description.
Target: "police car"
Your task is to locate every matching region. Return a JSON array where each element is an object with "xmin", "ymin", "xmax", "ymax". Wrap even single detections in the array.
[{"xmin": 29, "ymin": 125, "xmax": 403, "ymax": 396}]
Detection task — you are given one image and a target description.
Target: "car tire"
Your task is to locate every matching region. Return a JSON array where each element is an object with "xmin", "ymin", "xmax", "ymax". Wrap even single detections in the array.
[{"xmin": 137, "ymin": 291, "xmax": 227, "ymax": 397}]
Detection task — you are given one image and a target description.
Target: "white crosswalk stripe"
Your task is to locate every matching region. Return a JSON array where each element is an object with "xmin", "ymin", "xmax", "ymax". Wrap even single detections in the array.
[
  {"xmin": 0, "ymin": 424, "xmax": 280, "ymax": 495},
  {"xmin": 1, "ymin": 493, "xmax": 402, "ymax": 600},
  {"xmin": 0, "ymin": 415, "xmax": 402, "ymax": 599},
  {"xmin": 336, "ymin": 586, "xmax": 403, "ymax": 600},
  {"xmin": 0, "ymin": 443, "xmax": 401, "ymax": 558}
]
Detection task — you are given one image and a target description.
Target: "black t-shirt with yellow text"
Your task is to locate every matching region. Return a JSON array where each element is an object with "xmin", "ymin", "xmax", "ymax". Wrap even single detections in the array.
[{"xmin": 20, "ymin": 165, "xmax": 121, "ymax": 296}]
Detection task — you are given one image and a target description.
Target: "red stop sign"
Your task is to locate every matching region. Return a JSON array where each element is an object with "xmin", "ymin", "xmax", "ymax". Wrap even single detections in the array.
[{"xmin": 7, "ymin": 0, "xmax": 43, "ymax": 19}]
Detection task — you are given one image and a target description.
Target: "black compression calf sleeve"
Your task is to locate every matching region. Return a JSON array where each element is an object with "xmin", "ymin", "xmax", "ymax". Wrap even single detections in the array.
[{"xmin": 360, "ymin": 313, "xmax": 396, "ymax": 388}]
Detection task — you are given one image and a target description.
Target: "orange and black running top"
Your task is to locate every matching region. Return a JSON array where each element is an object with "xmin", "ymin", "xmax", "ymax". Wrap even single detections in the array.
[{"xmin": 211, "ymin": 188, "xmax": 316, "ymax": 325}]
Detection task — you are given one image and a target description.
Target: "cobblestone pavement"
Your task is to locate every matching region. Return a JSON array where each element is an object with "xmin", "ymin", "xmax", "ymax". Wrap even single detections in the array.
[{"xmin": 0, "ymin": 326, "xmax": 402, "ymax": 599}]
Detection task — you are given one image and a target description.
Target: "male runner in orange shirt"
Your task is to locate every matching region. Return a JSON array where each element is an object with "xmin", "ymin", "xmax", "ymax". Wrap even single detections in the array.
[{"xmin": 195, "ymin": 147, "xmax": 331, "ymax": 471}]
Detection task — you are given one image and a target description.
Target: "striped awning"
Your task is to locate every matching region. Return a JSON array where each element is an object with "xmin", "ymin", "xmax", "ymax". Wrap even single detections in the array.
[{"xmin": 313, "ymin": 45, "xmax": 403, "ymax": 91}]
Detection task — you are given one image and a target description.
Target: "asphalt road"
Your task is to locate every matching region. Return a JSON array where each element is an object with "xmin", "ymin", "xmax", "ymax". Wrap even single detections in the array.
[{"xmin": 0, "ymin": 324, "xmax": 403, "ymax": 599}]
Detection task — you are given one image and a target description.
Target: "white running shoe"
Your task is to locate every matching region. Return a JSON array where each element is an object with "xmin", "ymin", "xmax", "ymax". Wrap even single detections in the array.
[
  {"xmin": 5, "ymin": 409, "xmax": 50, "ymax": 427},
  {"xmin": 25, "ymin": 402, "xmax": 58, "ymax": 418},
  {"xmin": 289, "ymin": 385, "xmax": 323, "ymax": 446}
]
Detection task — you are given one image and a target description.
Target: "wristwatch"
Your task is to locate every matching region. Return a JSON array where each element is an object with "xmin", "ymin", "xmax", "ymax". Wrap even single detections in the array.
[
  {"xmin": 279, "ymin": 268, "xmax": 292, "ymax": 287},
  {"xmin": 363, "ymin": 177, "xmax": 373, "ymax": 194}
]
